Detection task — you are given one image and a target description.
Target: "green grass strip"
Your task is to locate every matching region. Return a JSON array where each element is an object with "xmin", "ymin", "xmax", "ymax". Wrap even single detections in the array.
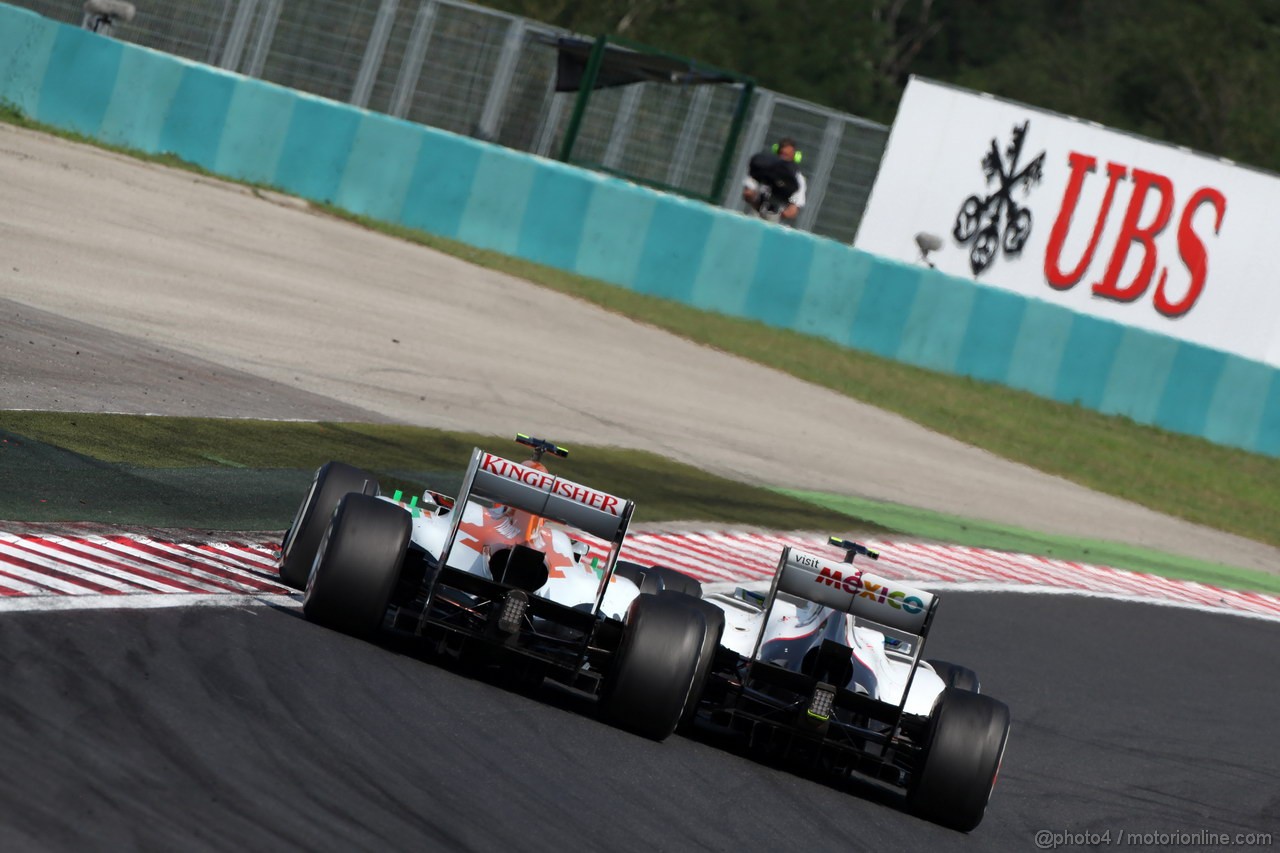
[{"xmin": 0, "ymin": 412, "xmax": 887, "ymax": 534}]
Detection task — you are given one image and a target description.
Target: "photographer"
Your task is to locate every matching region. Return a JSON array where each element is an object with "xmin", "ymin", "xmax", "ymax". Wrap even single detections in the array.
[{"xmin": 742, "ymin": 137, "xmax": 807, "ymax": 224}]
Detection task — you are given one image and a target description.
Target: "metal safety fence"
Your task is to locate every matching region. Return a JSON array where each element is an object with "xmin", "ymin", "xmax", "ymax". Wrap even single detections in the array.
[{"xmin": 16, "ymin": 0, "xmax": 888, "ymax": 242}]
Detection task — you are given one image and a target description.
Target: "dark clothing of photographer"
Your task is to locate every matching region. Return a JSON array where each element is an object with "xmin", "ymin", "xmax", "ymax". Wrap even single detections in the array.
[{"xmin": 743, "ymin": 138, "xmax": 807, "ymax": 223}]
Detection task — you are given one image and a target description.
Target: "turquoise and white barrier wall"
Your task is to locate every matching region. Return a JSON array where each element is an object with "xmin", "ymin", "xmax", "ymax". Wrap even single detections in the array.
[{"xmin": 2, "ymin": 4, "xmax": 1276, "ymax": 457}]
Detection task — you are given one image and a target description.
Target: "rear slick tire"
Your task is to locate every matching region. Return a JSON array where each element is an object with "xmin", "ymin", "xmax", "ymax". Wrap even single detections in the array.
[
  {"xmin": 657, "ymin": 592, "xmax": 725, "ymax": 732},
  {"xmin": 278, "ymin": 461, "xmax": 379, "ymax": 590},
  {"xmin": 927, "ymin": 659, "xmax": 980, "ymax": 693},
  {"xmin": 603, "ymin": 593, "xmax": 706, "ymax": 741},
  {"xmin": 611, "ymin": 562, "xmax": 702, "ymax": 598},
  {"xmin": 907, "ymin": 688, "xmax": 1011, "ymax": 832},
  {"xmin": 643, "ymin": 565, "xmax": 702, "ymax": 598},
  {"xmin": 303, "ymin": 494, "xmax": 410, "ymax": 638}
]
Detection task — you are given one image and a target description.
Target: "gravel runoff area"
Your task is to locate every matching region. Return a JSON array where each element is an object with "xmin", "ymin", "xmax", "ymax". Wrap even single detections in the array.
[{"xmin": 2, "ymin": 123, "xmax": 1276, "ymax": 575}]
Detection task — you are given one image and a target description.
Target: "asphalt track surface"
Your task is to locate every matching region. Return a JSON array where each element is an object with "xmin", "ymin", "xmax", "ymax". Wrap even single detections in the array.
[
  {"xmin": 0, "ymin": 595, "xmax": 1275, "ymax": 852},
  {"xmin": 2, "ymin": 123, "xmax": 1277, "ymax": 575},
  {"xmin": 2, "ymin": 124, "xmax": 1279, "ymax": 851}
]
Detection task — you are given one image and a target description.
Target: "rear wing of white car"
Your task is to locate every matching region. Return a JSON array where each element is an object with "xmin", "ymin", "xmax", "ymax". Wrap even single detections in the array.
[
  {"xmin": 750, "ymin": 544, "xmax": 940, "ymax": 737},
  {"xmin": 434, "ymin": 448, "xmax": 635, "ymax": 615},
  {"xmin": 765, "ymin": 546, "xmax": 937, "ymax": 637}
]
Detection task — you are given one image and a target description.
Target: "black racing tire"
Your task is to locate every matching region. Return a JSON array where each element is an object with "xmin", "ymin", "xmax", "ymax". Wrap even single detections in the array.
[
  {"xmin": 279, "ymin": 461, "xmax": 379, "ymax": 590},
  {"xmin": 907, "ymin": 688, "xmax": 1011, "ymax": 832},
  {"xmin": 612, "ymin": 562, "xmax": 702, "ymax": 598},
  {"xmin": 602, "ymin": 593, "xmax": 706, "ymax": 741},
  {"xmin": 927, "ymin": 659, "xmax": 981, "ymax": 693},
  {"xmin": 303, "ymin": 494, "xmax": 411, "ymax": 637},
  {"xmin": 658, "ymin": 592, "xmax": 726, "ymax": 732}
]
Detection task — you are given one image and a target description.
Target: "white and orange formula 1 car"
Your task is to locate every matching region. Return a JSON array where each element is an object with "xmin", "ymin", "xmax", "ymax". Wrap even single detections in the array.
[
  {"xmin": 683, "ymin": 539, "xmax": 1012, "ymax": 832},
  {"xmin": 276, "ymin": 435, "xmax": 711, "ymax": 742}
]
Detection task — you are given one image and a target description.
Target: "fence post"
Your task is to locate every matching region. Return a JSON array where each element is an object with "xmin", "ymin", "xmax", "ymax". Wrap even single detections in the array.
[
  {"xmin": 797, "ymin": 113, "xmax": 844, "ymax": 233},
  {"xmin": 534, "ymin": 90, "xmax": 568, "ymax": 157},
  {"xmin": 352, "ymin": 0, "xmax": 400, "ymax": 108},
  {"xmin": 389, "ymin": 0, "xmax": 438, "ymax": 119},
  {"xmin": 206, "ymin": 0, "xmax": 234, "ymax": 66},
  {"xmin": 603, "ymin": 85, "xmax": 643, "ymax": 169},
  {"xmin": 722, "ymin": 88, "xmax": 773, "ymax": 209},
  {"xmin": 558, "ymin": 35, "xmax": 608, "ymax": 162},
  {"xmin": 710, "ymin": 80, "xmax": 754, "ymax": 204},
  {"xmin": 476, "ymin": 18, "xmax": 527, "ymax": 142},
  {"xmin": 666, "ymin": 85, "xmax": 712, "ymax": 192},
  {"xmin": 243, "ymin": 0, "xmax": 283, "ymax": 79},
  {"xmin": 218, "ymin": 0, "xmax": 259, "ymax": 71}
]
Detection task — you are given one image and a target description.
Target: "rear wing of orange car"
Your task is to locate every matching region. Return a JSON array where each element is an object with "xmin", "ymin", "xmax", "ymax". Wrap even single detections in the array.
[{"xmin": 434, "ymin": 447, "xmax": 635, "ymax": 616}]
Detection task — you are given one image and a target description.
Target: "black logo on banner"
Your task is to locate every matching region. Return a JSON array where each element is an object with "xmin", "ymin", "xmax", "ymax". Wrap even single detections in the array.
[{"xmin": 953, "ymin": 121, "xmax": 1045, "ymax": 276}]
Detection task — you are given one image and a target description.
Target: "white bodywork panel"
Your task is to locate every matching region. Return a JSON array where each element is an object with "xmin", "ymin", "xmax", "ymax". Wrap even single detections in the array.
[
  {"xmin": 707, "ymin": 590, "xmax": 946, "ymax": 717},
  {"xmin": 385, "ymin": 495, "xmax": 641, "ymax": 621}
]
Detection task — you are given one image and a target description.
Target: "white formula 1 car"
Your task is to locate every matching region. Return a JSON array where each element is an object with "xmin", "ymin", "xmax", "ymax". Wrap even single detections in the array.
[
  {"xmin": 277, "ymin": 436, "xmax": 712, "ymax": 742},
  {"xmin": 669, "ymin": 538, "xmax": 1011, "ymax": 832}
]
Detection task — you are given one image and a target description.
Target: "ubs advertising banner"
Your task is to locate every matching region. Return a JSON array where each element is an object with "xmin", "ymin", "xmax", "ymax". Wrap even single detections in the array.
[{"xmin": 855, "ymin": 77, "xmax": 1280, "ymax": 369}]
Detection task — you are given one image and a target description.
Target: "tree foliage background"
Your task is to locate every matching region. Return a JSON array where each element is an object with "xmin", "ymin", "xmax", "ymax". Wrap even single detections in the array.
[{"xmin": 479, "ymin": 0, "xmax": 1280, "ymax": 173}]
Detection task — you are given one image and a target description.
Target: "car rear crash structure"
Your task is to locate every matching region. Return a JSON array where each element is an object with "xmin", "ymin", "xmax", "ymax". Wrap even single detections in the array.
[
  {"xmin": 689, "ymin": 541, "xmax": 1011, "ymax": 832},
  {"xmin": 277, "ymin": 439, "xmax": 711, "ymax": 742}
]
